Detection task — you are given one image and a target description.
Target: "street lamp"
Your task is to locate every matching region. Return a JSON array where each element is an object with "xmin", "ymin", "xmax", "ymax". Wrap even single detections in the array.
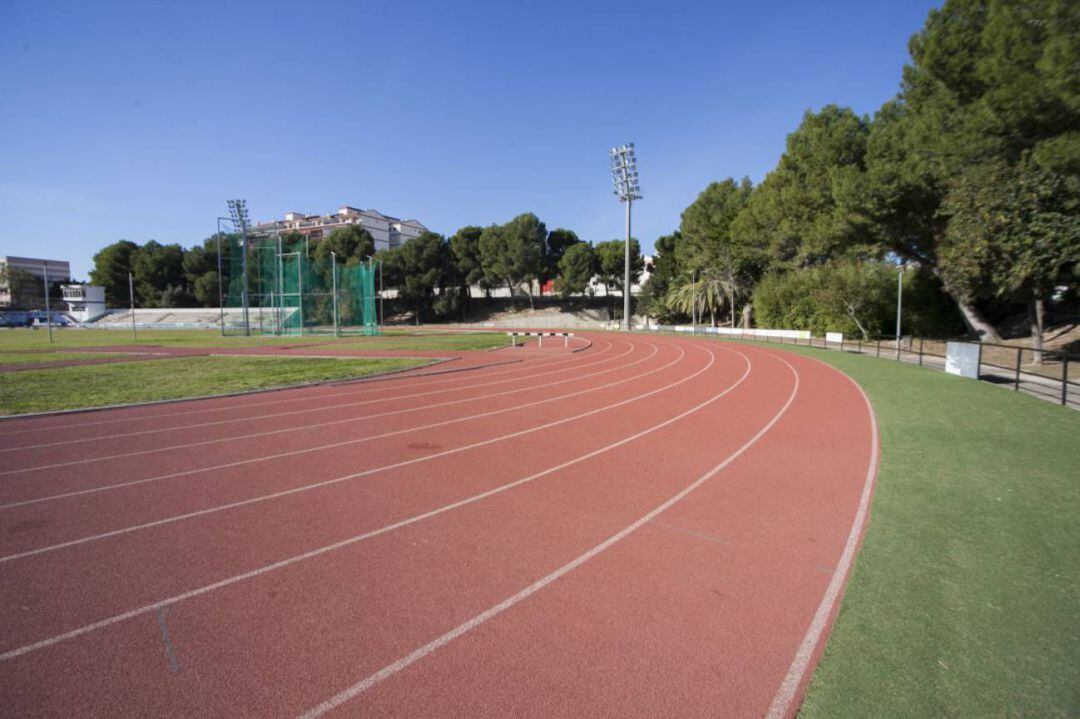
[
  {"xmin": 895, "ymin": 262, "xmax": 906, "ymax": 359},
  {"xmin": 609, "ymin": 143, "xmax": 642, "ymax": 331}
]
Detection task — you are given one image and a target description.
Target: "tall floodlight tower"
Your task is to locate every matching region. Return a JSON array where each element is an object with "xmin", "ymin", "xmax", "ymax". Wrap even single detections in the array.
[
  {"xmin": 227, "ymin": 199, "xmax": 252, "ymax": 336},
  {"xmin": 609, "ymin": 143, "xmax": 642, "ymax": 331}
]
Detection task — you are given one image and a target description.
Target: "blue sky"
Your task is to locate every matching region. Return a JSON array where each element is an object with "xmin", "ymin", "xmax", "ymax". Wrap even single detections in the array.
[{"xmin": 1, "ymin": 0, "xmax": 939, "ymax": 279}]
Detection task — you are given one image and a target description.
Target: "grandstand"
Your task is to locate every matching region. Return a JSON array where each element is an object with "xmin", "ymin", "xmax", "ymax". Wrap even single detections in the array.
[{"xmin": 87, "ymin": 307, "xmax": 272, "ymax": 330}]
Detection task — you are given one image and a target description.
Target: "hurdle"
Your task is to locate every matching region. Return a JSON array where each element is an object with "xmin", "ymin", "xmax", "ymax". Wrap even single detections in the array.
[{"xmin": 507, "ymin": 331, "xmax": 574, "ymax": 348}]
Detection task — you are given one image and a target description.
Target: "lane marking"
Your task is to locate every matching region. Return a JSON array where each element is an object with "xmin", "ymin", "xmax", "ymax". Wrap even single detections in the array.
[
  {"xmin": 294, "ymin": 350, "xmax": 798, "ymax": 719},
  {"xmin": 764, "ymin": 355, "xmax": 879, "ymax": 719},
  {"xmin": 0, "ymin": 339, "xmax": 626, "ymax": 454},
  {"xmin": 0, "ymin": 342, "xmax": 746, "ymax": 663},
  {"xmin": 0, "ymin": 343, "xmax": 661, "ymax": 510},
  {"xmin": 0, "ymin": 340, "xmax": 697, "ymax": 558},
  {"xmin": 0, "ymin": 340, "xmax": 638, "ymax": 479}
]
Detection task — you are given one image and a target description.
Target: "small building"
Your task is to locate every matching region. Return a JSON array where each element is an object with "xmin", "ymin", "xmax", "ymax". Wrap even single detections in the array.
[{"xmin": 62, "ymin": 285, "xmax": 107, "ymax": 322}]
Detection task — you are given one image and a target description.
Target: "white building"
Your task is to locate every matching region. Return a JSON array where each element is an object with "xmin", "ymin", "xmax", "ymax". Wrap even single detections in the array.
[
  {"xmin": 62, "ymin": 285, "xmax": 107, "ymax": 322},
  {"xmin": 253, "ymin": 206, "xmax": 428, "ymax": 252}
]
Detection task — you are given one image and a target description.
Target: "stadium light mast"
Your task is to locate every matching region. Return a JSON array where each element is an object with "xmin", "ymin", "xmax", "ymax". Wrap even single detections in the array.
[
  {"xmin": 609, "ymin": 143, "xmax": 642, "ymax": 331},
  {"xmin": 227, "ymin": 199, "xmax": 251, "ymax": 336}
]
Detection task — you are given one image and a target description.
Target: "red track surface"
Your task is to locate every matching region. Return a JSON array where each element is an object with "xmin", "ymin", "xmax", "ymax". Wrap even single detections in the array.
[{"xmin": 0, "ymin": 333, "xmax": 876, "ymax": 718}]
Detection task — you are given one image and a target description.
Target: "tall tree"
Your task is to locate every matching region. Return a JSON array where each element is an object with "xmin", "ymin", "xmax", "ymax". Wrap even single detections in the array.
[
  {"xmin": 449, "ymin": 225, "xmax": 485, "ymax": 318},
  {"xmin": 640, "ymin": 232, "xmax": 683, "ymax": 322},
  {"xmin": 130, "ymin": 241, "xmax": 191, "ymax": 308},
  {"xmin": 89, "ymin": 240, "xmax": 139, "ymax": 307},
  {"xmin": 312, "ymin": 225, "xmax": 375, "ymax": 263},
  {"xmin": 732, "ymin": 107, "xmax": 872, "ymax": 269},
  {"xmin": 940, "ymin": 159, "xmax": 1080, "ymax": 355},
  {"xmin": 394, "ymin": 231, "xmax": 447, "ymax": 323},
  {"xmin": 594, "ymin": 238, "xmax": 643, "ymax": 319},
  {"xmin": 543, "ymin": 228, "xmax": 582, "ymax": 291},
  {"xmin": 557, "ymin": 242, "xmax": 597, "ymax": 300},
  {"xmin": 679, "ymin": 178, "xmax": 759, "ymax": 326},
  {"xmin": 479, "ymin": 213, "xmax": 545, "ymax": 307},
  {"xmin": 855, "ymin": 0, "xmax": 1080, "ymax": 340}
]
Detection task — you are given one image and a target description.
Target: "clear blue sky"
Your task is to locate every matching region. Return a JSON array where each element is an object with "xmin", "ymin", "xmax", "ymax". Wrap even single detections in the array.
[{"xmin": 1, "ymin": 0, "xmax": 939, "ymax": 279}]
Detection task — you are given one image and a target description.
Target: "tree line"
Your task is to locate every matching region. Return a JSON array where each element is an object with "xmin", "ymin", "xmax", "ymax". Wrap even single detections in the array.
[
  {"xmin": 87, "ymin": 216, "xmax": 644, "ymax": 322},
  {"xmin": 642, "ymin": 0, "xmax": 1079, "ymax": 345}
]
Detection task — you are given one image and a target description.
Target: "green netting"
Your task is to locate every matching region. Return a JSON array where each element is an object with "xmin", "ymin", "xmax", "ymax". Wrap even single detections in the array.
[{"xmin": 222, "ymin": 234, "xmax": 379, "ymax": 336}]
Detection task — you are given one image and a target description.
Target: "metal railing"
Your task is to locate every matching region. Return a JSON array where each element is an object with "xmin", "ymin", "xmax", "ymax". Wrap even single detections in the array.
[{"xmin": 653, "ymin": 326, "xmax": 1077, "ymax": 410}]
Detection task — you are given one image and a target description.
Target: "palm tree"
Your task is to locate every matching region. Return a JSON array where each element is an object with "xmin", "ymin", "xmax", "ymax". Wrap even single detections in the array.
[{"xmin": 665, "ymin": 268, "xmax": 734, "ymax": 327}]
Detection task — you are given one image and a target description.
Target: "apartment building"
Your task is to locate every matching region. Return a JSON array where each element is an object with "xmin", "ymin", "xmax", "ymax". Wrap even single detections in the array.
[
  {"xmin": 252, "ymin": 206, "xmax": 427, "ymax": 252},
  {"xmin": 0, "ymin": 256, "xmax": 71, "ymax": 308}
]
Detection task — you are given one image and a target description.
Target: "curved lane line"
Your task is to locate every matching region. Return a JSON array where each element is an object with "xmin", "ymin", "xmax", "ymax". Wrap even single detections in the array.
[
  {"xmin": 294, "ymin": 348, "xmax": 798, "ymax": 719},
  {"xmin": 0, "ymin": 339, "xmax": 627, "ymax": 453},
  {"xmin": 0, "ymin": 339, "xmax": 697, "ymax": 556},
  {"xmin": 0, "ymin": 339, "xmax": 641, "ymax": 478},
  {"xmin": 0, "ymin": 341, "xmax": 747, "ymax": 663},
  {"xmin": 0, "ymin": 341, "xmax": 665, "ymax": 509},
  {"xmin": 764, "ymin": 353, "xmax": 880, "ymax": 719}
]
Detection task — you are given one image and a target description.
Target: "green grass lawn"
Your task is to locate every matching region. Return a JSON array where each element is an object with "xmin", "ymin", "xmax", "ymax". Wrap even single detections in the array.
[
  {"xmin": 0, "ymin": 351, "xmax": 126, "ymax": 365},
  {"xmin": 713, "ymin": 341, "xmax": 1079, "ymax": 717},
  {"xmin": 0, "ymin": 355, "xmax": 427, "ymax": 414},
  {"xmin": 0, "ymin": 328, "xmax": 510, "ymax": 352}
]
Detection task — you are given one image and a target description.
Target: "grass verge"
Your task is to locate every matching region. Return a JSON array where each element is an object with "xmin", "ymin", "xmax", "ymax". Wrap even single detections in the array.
[
  {"xmin": 0, "ymin": 328, "xmax": 511, "ymax": 352},
  {"xmin": 729, "ymin": 342, "xmax": 1079, "ymax": 717},
  {"xmin": 0, "ymin": 351, "xmax": 126, "ymax": 365},
  {"xmin": 0, "ymin": 355, "xmax": 427, "ymax": 415}
]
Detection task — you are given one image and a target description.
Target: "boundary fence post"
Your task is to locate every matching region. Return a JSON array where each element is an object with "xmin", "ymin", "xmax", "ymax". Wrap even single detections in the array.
[
  {"xmin": 918, "ymin": 338, "xmax": 924, "ymax": 366},
  {"xmin": 1014, "ymin": 347, "xmax": 1022, "ymax": 391}
]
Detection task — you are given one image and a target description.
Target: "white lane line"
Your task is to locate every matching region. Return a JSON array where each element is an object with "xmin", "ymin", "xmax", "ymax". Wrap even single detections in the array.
[
  {"xmin": 0, "ymin": 336, "xmax": 615, "ymax": 440},
  {"xmin": 294, "ymin": 350, "xmax": 798, "ymax": 719},
  {"xmin": 765, "ymin": 356, "xmax": 880, "ymax": 719},
  {"xmin": 0, "ymin": 342, "xmax": 746, "ymax": 663},
  {"xmin": 0, "ymin": 340, "xmax": 700, "ymax": 558},
  {"xmin": 0, "ymin": 340, "xmax": 637, "ymax": 478},
  {"xmin": 0, "ymin": 343, "xmax": 662, "ymax": 510},
  {"xmin": 0, "ymin": 339, "xmax": 624, "ymax": 454}
]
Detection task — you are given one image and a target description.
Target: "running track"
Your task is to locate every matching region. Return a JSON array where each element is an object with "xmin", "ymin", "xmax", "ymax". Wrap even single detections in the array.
[{"xmin": 0, "ymin": 332, "xmax": 877, "ymax": 718}]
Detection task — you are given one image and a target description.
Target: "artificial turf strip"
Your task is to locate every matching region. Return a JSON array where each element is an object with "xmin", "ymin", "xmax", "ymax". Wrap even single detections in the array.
[
  {"xmin": 756, "ymin": 345, "xmax": 1080, "ymax": 718},
  {"xmin": 0, "ymin": 355, "xmax": 428, "ymax": 415}
]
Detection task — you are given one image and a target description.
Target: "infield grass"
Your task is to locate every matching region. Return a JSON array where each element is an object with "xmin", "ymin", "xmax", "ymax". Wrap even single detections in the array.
[
  {"xmin": 0, "ymin": 355, "xmax": 428, "ymax": 415},
  {"xmin": 0, "ymin": 328, "xmax": 509, "ymax": 353}
]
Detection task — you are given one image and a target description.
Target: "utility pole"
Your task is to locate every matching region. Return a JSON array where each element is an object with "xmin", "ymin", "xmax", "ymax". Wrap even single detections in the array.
[
  {"xmin": 609, "ymin": 143, "xmax": 642, "ymax": 332},
  {"xmin": 128, "ymin": 272, "xmax": 137, "ymax": 342},
  {"xmin": 692, "ymin": 269, "xmax": 697, "ymax": 334},
  {"xmin": 43, "ymin": 263, "xmax": 53, "ymax": 343},
  {"xmin": 331, "ymin": 251, "xmax": 339, "ymax": 337},
  {"xmin": 896, "ymin": 263, "xmax": 904, "ymax": 359}
]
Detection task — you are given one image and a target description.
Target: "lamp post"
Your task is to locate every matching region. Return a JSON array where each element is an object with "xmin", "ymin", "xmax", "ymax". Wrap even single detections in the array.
[
  {"xmin": 896, "ymin": 262, "xmax": 905, "ymax": 359},
  {"xmin": 42, "ymin": 263, "xmax": 53, "ymax": 343},
  {"xmin": 330, "ymin": 251, "xmax": 339, "ymax": 337},
  {"xmin": 609, "ymin": 143, "xmax": 642, "ymax": 332},
  {"xmin": 692, "ymin": 269, "xmax": 697, "ymax": 334}
]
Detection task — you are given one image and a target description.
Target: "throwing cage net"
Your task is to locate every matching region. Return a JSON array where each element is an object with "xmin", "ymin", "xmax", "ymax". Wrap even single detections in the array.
[{"xmin": 221, "ymin": 234, "xmax": 379, "ymax": 336}]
